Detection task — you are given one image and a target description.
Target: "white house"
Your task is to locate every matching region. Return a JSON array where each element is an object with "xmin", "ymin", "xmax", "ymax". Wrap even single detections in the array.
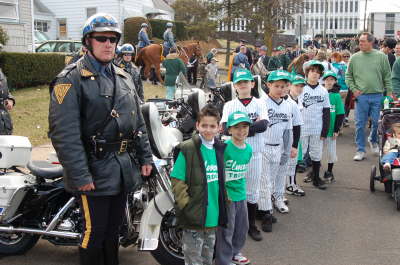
[
  {"xmin": 0, "ymin": 0, "xmax": 34, "ymax": 52},
  {"xmin": 37, "ymin": 0, "xmax": 175, "ymax": 41},
  {"xmin": 368, "ymin": 12, "xmax": 400, "ymax": 40},
  {"xmin": 34, "ymin": 0, "xmax": 57, "ymax": 40}
]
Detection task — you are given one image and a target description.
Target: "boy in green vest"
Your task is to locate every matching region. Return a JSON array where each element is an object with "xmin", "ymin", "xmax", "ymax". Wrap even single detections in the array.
[
  {"xmin": 171, "ymin": 105, "xmax": 228, "ymax": 265},
  {"xmin": 216, "ymin": 111, "xmax": 253, "ymax": 265},
  {"xmin": 322, "ymin": 71, "xmax": 345, "ymax": 182}
]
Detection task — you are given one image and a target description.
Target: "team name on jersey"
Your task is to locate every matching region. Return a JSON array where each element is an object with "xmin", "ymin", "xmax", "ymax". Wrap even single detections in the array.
[
  {"xmin": 205, "ymin": 161, "xmax": 218, "ymax": 183},
  {"xmin": 302, "ymin": 93, "xmax": 325, "ymax": 108},
  {"xmin": 225, "ymin": 160, "xmax": 248, "ymax": 182},
  {"xmin": 268, "ymin": 109, "xmax": 289, "ymax": 127}
]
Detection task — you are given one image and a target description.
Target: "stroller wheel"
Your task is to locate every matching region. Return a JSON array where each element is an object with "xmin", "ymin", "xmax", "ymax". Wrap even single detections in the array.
[{"xmin": 370, "ymin": 165, "xmax": 376, "ymax": 192}]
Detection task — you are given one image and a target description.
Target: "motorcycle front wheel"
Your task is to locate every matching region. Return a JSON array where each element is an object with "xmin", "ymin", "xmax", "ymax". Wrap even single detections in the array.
[
  {"xmin": 0, "ymin": 231, "xmax": 39, "ymax": 255},
  {"xmin": 151, "ymin": 209, "xmax": 184, "ymax": 265}
]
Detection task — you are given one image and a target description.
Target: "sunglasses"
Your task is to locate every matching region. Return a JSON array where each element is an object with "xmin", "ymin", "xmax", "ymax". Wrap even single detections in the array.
[
  {"xmin": 343, "ymin": 56, "xmax": 350, "ymax": 58},
  {"xmin": 92, "ymin": 36, "xmax": 118, "ymax": 43}
]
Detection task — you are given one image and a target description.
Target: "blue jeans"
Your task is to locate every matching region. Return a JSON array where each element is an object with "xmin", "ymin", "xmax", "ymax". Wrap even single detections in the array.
[
  {"xmin": 166, "ymin": 85, "xmax": 175, "ymax": 100},
  {"xmin": 381, "ymin": 152, "xmax": 399, "ymax": 165},
  {"xmin": 355, "ymin": 93, "xmax": 383, "ymax": 152}
]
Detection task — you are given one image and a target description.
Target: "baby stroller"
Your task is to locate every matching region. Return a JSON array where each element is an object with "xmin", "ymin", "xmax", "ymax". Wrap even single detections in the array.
[{"xmin": 370, "ymin": 106, "xmax": 400, "ymax": 211}]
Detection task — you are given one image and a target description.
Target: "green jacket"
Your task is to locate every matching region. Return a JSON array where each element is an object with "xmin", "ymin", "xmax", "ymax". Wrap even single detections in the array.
[
  {"xmin": 171, "ymin": 134, "xmax": 228, "ymax": 229},
  {"xmin": 345, "ymin": 50, "xmax": 393, "ymax": 94},
  {"xmin": 266, "ymin": 56, "xmax": 282, "ymax": 71},
  {"xmin": 279, "ymin": 54, "xmax": 291, "ymax": 70},
  {"xmin": 162, "ymin": 53, "xmax": 187, "ymax": 86},
  {"xmin": 392, "ymin": 58, "xmax": 400, "ymax": 97}
]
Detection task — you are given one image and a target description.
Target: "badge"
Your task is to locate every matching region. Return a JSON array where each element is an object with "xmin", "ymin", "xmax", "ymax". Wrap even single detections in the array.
[
  {"xmin": 80, "ymin": 69, "xmax": 94, "ymax": 77},
  {"xmin": 54, "ymin": 83, "xmax": 72, "ymax": 104}
]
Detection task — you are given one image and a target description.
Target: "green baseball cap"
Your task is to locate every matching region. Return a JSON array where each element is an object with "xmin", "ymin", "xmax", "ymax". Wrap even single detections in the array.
[
  {"xmin": 303, "ymin": 60, "xmax": 325, "ymax": 74},
  {"xmin": 233, "ymin": 68, "xmax": 254, "ymax": 83},
  {"xmin": 227, "ymin": 111, "xmax": 252, "ymax": 128},
  {"xmin": 277, "ymin": 46, "xmax": 285, "ymax": 51},
  {"xmin": 291, "ymin": 74, "xmax": 306, "ymax": 85},
  {"xmin": 322, "ymin": 70, "xmax": 338, "ymax": 80},
  {"xmin": 266, "ymin": 70, "xmax": 292, "ymax": 83}
]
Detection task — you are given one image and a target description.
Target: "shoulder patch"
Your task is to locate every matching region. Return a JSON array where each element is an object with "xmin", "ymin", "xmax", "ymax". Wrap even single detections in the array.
[
  {"xmin": 80, "ymin": 69, "xmax": 94, "ymax": 77},
  {"xmin": 114, "ymin": 66, "xmax": 129, "ymax": 78},
  {"xmin": 54, "ymin": 83, "xmax": 72, "ymax": 104},
  {"xmin": 56, "ymin": 63, "xmax": 77, "ymax": 78}
]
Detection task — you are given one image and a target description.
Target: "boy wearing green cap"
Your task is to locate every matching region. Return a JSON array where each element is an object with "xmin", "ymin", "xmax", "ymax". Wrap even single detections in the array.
[
  {"xmin": 285, "ymin": 75, "xmax": 307, "ymax": 196},
  {"xmin": 216, "ymin": 111, "xmax": 253, "ymax": 265},
  {"xmin": 221, "ymin": 68, "xmax": 269, "ymax": 241},
  {"xmin": 257, "ymin": 70, "xmax": 293, "ymax": 231},
  {"xmin": 322, "ymin": 70, "xmax": 345, "ymax": 182}
]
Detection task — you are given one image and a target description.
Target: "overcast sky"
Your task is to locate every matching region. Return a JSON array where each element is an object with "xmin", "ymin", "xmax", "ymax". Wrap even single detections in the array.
[{"xmin": 364, "ymin": 0, "xmax": 400, "ymax": 13}]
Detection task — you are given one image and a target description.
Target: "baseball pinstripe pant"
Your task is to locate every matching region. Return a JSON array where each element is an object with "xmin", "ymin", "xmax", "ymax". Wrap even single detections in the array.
[
  {"xmin": 301, "ymin": 135, "xmax": 323, "ymax": 161},
  {"xmin": 258, "ymin": 145, "xmax": 282, "ymax": 211},
  {"xmin": 246, "ymin": 152, "xmax": 263, "ymax": 204},
  {"xmin": 323, "ymin": 137, "xmax": 337, "ymax": 163}
]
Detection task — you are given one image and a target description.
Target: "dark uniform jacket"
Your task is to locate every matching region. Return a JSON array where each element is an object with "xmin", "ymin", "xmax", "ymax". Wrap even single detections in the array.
[
  {"xmin": 0, "ymin": 69, "xmax": 15, "ymax": 135},
  {"xmin": 49, "ymin": 54, "xmax": 153, "ymax": 196},
  {"xmin": 118, "ymin": 61, "xmax": 144, "ymax": 101}
]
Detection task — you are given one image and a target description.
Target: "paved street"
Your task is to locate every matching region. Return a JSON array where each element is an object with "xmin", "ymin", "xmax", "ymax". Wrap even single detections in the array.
[{"xmin": 2, "ymin": 122, "xmax": 400, "ymax": 265}]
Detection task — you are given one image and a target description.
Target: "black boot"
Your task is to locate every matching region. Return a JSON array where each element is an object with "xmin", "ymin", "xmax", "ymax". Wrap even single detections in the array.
[
  {"xmin": 104, "ymin": 237, "xmax": 120, "ymax": 265},
  {"xmin": 312, "ymin": 161, "xmax": 327, "ymax": 190},
  {"xmin": 79, "ymin": 247, "xmax": 104, "ymax": 265},
  {"xmin": 261, "ymin": 211, "xmax": 273, "ymax": 232},
  {"xmin": 247, "ymin": 202, "xmax": 262, "ymax": 241}
]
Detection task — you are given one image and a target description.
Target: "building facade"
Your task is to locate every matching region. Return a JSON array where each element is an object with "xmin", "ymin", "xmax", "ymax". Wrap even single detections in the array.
[
  {"xmin": 37, "ymin": 0, "xmax": 174, "ymax": 41},
  {"xmin": 0, "ymin": 0, "xmax": 34, "ymax": 52},
  {"xmin": 218, "ymin": 0, "xmax": 361, "ymax": 38},
  {"xmin": 368, "ymin": 12, "xmax": 400, "ymax": 40}
]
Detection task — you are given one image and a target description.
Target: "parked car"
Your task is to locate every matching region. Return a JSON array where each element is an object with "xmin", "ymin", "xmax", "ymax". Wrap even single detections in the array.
[
  {"xmin": 35, "ymin": 40, "xmax": 82, "ymax": 53},
  {"xmin": 34, "ymin": 30, "xmax": 50, "ymax": 49}
]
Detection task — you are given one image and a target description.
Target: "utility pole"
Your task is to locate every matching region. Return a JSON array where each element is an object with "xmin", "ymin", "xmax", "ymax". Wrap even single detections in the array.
[
  {"xmin": 363, "ymin": 0, "xmax": 368, "ymax": 31},
  {"xmin": 299, "ymin": 15, "xmax": 303, "ymax": 49}
]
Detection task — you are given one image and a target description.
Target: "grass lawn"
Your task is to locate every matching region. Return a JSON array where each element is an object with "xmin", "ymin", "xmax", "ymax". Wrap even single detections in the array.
[{"xmin": 10, "ymin": 83, "xmax": 165, "ymax": 147}]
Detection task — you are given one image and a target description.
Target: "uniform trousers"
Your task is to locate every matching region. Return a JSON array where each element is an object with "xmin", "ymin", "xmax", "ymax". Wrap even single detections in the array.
[
  {"xmin": 301, "ymin": 135, "xmax": 323, "ymax": 161},
  {"xmin": 323, "ymin": 137, "xmax": 337, "ymax": 163}
]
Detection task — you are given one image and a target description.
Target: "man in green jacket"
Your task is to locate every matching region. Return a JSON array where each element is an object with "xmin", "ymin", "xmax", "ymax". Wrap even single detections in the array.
[
  {"xmin": 345, "ymin": 32, "xmax": 393, "ymax": 161},
  {"xmin": 392, "ymin": 58, "xmax": 400, "ymax": 97},
  {"xmin": 162, "ymin": 48, "xmax": 187, "ymax": 99}
]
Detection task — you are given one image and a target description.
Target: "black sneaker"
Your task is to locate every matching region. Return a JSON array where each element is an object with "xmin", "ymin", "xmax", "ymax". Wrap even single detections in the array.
[
  {"xmin": 313, "ymin": 177, "xmax": 327, "ymax": 190},
  {"xmin": 261, "ymin": 214, "xmax": 273, "ymax": 233},
  {"xmin": 323, "ymin": 171, "xmax": 334, "ymax": 182},
  {"xmin": 248, "ymin": 226, "xmax": 263, "ymax": 241},
  {"xmin": 304, "ymin": 171, "xmax": 313, "ymax": 183},
  {"xmin": 256, "ymin": 210, "xmax": 277, "ymax": 223}
]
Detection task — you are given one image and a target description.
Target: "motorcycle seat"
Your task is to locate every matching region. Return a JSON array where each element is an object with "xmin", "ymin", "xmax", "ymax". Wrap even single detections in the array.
[
  {"xmin": 141, "ymin": 102, "xmax": 183, "ymax": 159},
  {"xmin": 27, "ymin": 160, "xmax": 63, "ymax": 179}
]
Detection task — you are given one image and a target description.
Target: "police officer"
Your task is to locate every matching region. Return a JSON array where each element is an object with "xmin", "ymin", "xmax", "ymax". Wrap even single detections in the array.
[
  {"xmin": 48, "ymin": 13, "xmax": 153, "ymax": 265},
  {"xmin": 231, "ymin": 45, "xmax": 250, "ymax": 80},
  {"xmin": 163, "ymin": 22, "xmax": 176, "ymax": 57},
  {"xmin": 138, "ymin": 23, "xmax": 151, "ymax": 52},
  {"xmin": 118, "ymin": 43, "xmax": 144, "ymax": 101},
  {"xmin": 0, "ymin": 68, "xmax": 15, "ymax": 135}
]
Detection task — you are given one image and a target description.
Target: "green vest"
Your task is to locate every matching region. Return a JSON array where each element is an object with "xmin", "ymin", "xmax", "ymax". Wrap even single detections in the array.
[{"xmin": 173, "ymin": 134, "xmax": 228, "ymax": 229}]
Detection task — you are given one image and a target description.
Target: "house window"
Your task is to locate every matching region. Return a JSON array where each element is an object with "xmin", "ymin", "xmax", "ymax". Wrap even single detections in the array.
[
  {"xmin": 335, "ymin": 18, "xmax": 338, "ymax": 29},
  {"xmin": 340, "ymin": 1, "xmax": 343, "ymax": 12},
  {"xmin": 349, "ymin": 17, "xmax": 352, "ymax": 29},
  {"xmin": 355, "ymin": 1, "xmax": 358, "ymax": 12},
  {"xmin": 339, "ymin": 18, "xmax": 343, "ymax": 29},
  {"xmin": 330, "ymin": 1, "xmax": 334, "ymax": 12},
  {"xmin": 344, "ymin": 17, "xmax": 348, "ymax": 29},
  {"xmin": 35, "ymin": 20, "xmax": 49, "ymax": 32},
  {"xmin": 86, "ymin": 7, "xmax": 97, "ymax": 18},
  {"xmin": 316, "ymin": 18, "xmax": 319, "ymax": 29},
  {"xmin": 350, "ymin": 1, "xmax": 353, "ymax": 12},
  {"xmin": 385, "ymin": 13, "xmax": 395, "ymax": 35},
  {"xmin": 241, "ymin": 19, "xmax": 245, "ymax": 31},
  {"xmin": 0, "ymin": 0, "xmax": 18, "ymax": 20},
  {"xmin": 58, "ymin": 19, "xmax": 67, "ymax": 39},
  {"xmin": 354, "ymin": 18, "xmax": 358, "ymax": 29},
  {"xmin": 330, "ymin": 18, "xmax": 333, "ymax": 29},
  {"xmin": 335, "ymin": 1, "xmax": 338, "ymax": 12},
  {"xmin": 311, "ymin": 2, "xmax": 314, "ymax": 13},
  {"xmin": 345, "ymin": 1, "xmax": 348, "ymax": 12},
  {"xmin": 318, "ymin": 1, "xmax": 321, "ymax": 13}
]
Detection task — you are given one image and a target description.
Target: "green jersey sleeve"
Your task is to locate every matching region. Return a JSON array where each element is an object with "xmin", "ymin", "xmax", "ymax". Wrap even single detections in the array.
[
  {"xmin": 171, "ymin": 152, "xmax": 186, "ymax": 181},
  {"xmin": 334, "ymin": 93, "xmax": 345, "ymax": 115}
]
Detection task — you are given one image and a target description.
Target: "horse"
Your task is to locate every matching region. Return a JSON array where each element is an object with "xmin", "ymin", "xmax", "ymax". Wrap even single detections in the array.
[{"xmin": 135, "ymin": 42, "xmax": 203, "ymax": 84}]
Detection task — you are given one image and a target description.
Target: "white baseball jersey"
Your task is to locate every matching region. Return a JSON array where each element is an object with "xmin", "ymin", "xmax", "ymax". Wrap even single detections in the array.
[
  {"xmin": 286, "ymin": 96, "xmax": 303, "ymax": 127},
  {"xmin": 299, "ymin": 84, "xmax": 330, "ymax": 136},
  {"xmin": 221, "ymin": 97, "xmax": 269, "ymax": 152},
  {"xmin": 262, "ymin": 95, "xmax": 293, "ymax": 145}
]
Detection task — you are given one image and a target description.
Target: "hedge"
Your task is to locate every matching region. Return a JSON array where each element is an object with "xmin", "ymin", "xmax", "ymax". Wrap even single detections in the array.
[
  {"xmin": 149, "ymin": 19, "xmax": 187, "ymax": 41},
  {"xmin": 0, "ymin": 52, "xmax": 65, "ymax": 89},
  {"xmin": 123, "ymin": 17, "xmax": 152, "ymax": 45}
]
